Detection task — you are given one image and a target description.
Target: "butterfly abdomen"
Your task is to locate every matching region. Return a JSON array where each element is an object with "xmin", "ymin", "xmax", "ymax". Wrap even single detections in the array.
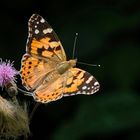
[{"xmin": 44, "ymin": 70, "xmax": 60, "ymax": 83}]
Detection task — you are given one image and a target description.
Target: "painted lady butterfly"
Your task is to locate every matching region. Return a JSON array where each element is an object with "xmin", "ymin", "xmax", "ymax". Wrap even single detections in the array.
[{"xmin": 20, "ymin": 14, "xmax": 100, "ymax": 103}]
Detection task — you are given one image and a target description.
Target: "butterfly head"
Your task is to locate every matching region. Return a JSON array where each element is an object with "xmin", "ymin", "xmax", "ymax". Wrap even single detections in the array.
[{"xmin": 68, "ymin": 59, "xmax": 77, "ymax": 67}]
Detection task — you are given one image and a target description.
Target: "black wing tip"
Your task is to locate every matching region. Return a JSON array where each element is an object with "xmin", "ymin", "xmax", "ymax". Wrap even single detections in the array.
[
  {"xmin": 30, "ymin": 13, "xmax": 40, "ymax": 18},
  {"xmin": 29, "ymin": 14, "xmax": 44, "ymax": 21},
  {"xmin": 28, "ymin": 14, "xmax": 40, "ymax": 24}
]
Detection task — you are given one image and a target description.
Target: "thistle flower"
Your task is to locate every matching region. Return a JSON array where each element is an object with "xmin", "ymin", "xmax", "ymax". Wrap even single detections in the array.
[
  {"xmin": 0, "ymin": 59, "xmax": 30, "ymax": 139},
  {"xmin": 0, "ymin": 59, "xmax": 18, "ymax": 88}
]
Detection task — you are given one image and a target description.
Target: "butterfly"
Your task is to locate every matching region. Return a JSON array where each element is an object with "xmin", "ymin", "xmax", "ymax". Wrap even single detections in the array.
[{"xmin": 20, "ymin": 14, "xmax": 100, "ymax": 103}]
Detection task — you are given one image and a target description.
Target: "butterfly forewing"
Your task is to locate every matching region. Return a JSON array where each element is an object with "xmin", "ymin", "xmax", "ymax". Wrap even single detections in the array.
[
  {"xmin": 20, "ymin": 14, "xmax": 67, "ymax": 90},
  {"xmin": 27, "ymin": 14, "xmax": 66, "ymax": 61}
]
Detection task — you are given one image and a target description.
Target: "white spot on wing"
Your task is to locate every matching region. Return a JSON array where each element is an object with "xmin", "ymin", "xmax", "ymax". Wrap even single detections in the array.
[
  {"xmin": 29, "ymin": 27, "xmax": 31, "ymax": 32},
  {"xmin": 70, "ymin": 93, "xmax": 76, "ymax": 96},
  {"xmin": 94, "ymin": 82, "xmax": 99, "ymax": 86},
  {"xmin": 43, "ymin": 28, "xmax": 53, "ymax": 34},
  {"xmin": 86, "ymin": 76, "xmax": 93, "ymax": 84},
  {"xmin": 35, "ymin": 29, "xmax": 39, "ymax": 34},
  {"xmin": 82, "ymin": 86, "xmax": 87, "ymax": 90},
  {"xmin": 77, "ymin": 91, "xmax": 81, "ymax": 94},
  {"xmin": 40, "ymin": 18, "xmax": 45, "ymax": 23}
]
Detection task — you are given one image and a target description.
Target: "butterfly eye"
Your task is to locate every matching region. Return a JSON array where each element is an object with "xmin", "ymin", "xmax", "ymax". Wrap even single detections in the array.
[{"xmin": 69, "ymin": 59, "xmax": 77, "ymax": 67}]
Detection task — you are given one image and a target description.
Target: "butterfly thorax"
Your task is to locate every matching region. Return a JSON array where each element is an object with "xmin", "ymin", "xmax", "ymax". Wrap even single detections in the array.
[
  {"xmin": 41, "ymin": 59, "xmax": 77, "ymax": 85},
  {"xmin": 56, "ymin": 59, "xmax": 77, "ymax": 74}
]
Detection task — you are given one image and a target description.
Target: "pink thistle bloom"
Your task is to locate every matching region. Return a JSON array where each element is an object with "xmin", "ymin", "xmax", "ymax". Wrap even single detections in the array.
[{"xmin": 0, "ymin": 59, "xmax": 18, "ymax": 88}]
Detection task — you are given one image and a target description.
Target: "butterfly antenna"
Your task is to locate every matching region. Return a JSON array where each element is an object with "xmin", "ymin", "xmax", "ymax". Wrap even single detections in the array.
[
  {"xmin": 72, "ymin": 33, "xmax": 78, "ymax": 59},
  {"xmin": 77, "ymin": 61, "xmax": 100, "ymax": 67},
  {"xmin": 72, "ymin": 33, "xmax": 100, "ymax": 67}
]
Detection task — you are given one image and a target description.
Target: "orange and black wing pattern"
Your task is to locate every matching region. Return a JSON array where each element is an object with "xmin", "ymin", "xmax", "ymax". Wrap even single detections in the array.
[
  {"xmin": 20, "ymin": 54, "xmax": 57, "ymax": 90},
  {"xmin": 20, "ymin": 14, "xmax": 66, "ymax": 90},
  {"xmin": 26, "ymin": 14, "xmax": 66, "ymax": 61}
]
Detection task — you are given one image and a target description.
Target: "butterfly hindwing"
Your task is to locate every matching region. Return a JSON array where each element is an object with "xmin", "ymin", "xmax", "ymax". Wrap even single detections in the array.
[
  {"xmin": 32, "ymin": 68, "xmax": 100, "ymax": 103},
  {"xmin": 64, "ymin": 68, "xmax": 100, "ymax": 96},
  {"xmin": 27, "ymin": 14, "xmax": 66, "ymax": 61}
]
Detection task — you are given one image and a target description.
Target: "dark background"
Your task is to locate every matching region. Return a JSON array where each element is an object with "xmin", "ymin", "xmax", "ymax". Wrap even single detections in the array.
[{"xmin": 0, "ymin": 0, "xmax": 140, "ymax": 140}]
